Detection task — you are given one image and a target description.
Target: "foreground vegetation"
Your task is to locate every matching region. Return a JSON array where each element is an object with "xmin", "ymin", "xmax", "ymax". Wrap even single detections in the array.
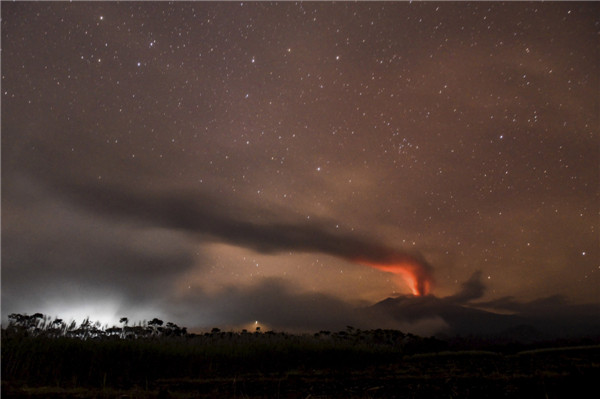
[{"xmin": 2, "ymin": 313, "xmax": 599, "ymax": 398}]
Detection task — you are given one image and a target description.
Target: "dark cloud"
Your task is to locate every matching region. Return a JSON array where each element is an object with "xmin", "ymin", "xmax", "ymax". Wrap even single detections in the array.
[
  {"xmin": 445, "ymin": 270, "xmax": 486, "ymax": 303},
  {"xmin": 2, "ymin": 177, "xmax": 198, "ymax": 315},
  {"xmin": 49, "ymin": 178, "xmax": 434, "ymax": 289}
]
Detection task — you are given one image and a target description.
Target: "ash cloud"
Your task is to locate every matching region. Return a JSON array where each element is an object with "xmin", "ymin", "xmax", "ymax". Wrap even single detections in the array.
[
  {"xmin": 445, "ymin": 270, "xmax": 486, "ymax": 303},
  {"xmin": 53, "ymin": 178, "xmax": 434, "ymax": 288}
]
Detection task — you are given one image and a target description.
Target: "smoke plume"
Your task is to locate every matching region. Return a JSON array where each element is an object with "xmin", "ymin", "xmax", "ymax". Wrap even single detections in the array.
[{"xmin": 56, "ymin": 180, "xmax": 434, "ymax": 294}]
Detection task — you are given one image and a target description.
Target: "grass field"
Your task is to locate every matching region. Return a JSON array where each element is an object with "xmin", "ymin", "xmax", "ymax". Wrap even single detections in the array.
[{"xmin": 2, "ymin": 316, "xmax": 599, "ymax": 398}]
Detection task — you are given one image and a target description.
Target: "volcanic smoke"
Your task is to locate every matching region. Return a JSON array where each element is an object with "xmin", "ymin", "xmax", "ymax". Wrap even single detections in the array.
[
  {"xmin": 357, "ymin": 256, "xmax": 433, "ymax": 296},
  {"xmin": 54, "ymin": 180, "xmax": 436, "ymax": 296}
]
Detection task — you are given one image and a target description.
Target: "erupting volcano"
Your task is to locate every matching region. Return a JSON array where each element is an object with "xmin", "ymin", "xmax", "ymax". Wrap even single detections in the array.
[{"xmin": 358, "ymin": 256, "xmax": 433, "ymax": 296}]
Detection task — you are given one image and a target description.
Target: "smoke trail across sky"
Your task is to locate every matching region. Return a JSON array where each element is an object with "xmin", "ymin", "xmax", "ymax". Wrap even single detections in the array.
[{"xmin": 51, "ymin": 179, "xmax": 435, "ymax": 295}]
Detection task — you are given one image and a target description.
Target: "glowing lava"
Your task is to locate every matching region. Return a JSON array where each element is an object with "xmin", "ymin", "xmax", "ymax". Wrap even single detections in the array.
[{"xmin": 359, "ymin": 258, "xmax": 433, "ymax": 296}]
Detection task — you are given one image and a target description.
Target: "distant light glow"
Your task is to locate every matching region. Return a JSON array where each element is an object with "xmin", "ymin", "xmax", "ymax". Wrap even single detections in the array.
[{"xmin": 38, "ymin": 300, "xmax": 121, "ymax": 327}]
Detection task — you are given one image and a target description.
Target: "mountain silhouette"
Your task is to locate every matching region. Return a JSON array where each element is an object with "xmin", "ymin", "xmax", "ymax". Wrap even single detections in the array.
[
  {"xmin": 363, "ymin": 294, "xmax": 600, "ymax": 340},
  {"xmin": 365, "ymin": 295, "xmax": 526, "ymax": 336}
]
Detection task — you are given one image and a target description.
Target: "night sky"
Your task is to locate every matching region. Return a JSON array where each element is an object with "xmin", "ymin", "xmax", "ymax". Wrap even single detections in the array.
[{"xmin": 2, "ymin": 1, "xmax": 598, "ymax": 334}]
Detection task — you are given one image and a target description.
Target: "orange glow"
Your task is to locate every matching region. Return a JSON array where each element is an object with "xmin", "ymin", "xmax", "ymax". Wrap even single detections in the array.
[{"xmin": 360, "ymin": 260, "xmax": 432, "ymax": 296}]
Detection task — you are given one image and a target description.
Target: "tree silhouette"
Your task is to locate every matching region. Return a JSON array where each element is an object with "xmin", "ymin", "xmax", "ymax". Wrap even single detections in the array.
[
  {"xmin": 148, "ymin": 318, "xmax": 164, "ymax": 336},
  {"xmin": 148, "ymin": 318, "xmax": 163, "ymax": 327},
  {"xmin": 5, "ymin": 312, "xmax": 192, "ymax": 339}
]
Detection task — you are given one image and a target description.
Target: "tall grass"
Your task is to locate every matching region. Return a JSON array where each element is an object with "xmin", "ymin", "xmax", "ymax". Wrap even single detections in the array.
[
  {"xmin": 2, "ymin": 314, "xmax": 447, "ymax": 390},
  {"xmin": 5, "ymin": 313, "xmax": 597, "ymax": 396}
]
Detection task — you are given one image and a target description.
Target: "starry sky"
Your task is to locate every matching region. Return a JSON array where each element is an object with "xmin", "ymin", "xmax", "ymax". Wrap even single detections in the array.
[{"xmin": 2, "ymin": 1, "xmax": 598, "ymax": 334}]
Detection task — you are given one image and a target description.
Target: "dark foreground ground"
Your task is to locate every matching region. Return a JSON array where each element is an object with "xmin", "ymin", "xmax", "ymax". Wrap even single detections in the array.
[
  {"xmin": 4, "ymin": 348, "xmax": 599, "ymax": 399},
  {"xmin": 3, "ymin": 329, "xmax": 599, "ymax": 398}
]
